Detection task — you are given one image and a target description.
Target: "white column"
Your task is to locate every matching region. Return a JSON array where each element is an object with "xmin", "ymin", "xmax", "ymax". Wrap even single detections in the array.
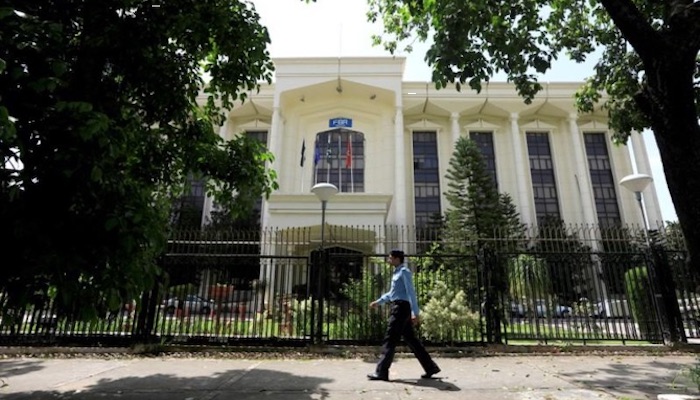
[
  {"xmin": 451, "ymin": 112, "xmax": 461, "ymax": 145},
  {"xmin": 568, "ymin": 114, "xmax": 597, "ymax": 225},
  {"xmin": 630, "ymin": 131, "xmax": 663, "ymax": 228},
  {"xmin": 261, "ymin": 105, "xmax": 281, "ymax": 230},
  {"xmin": 510, "ymin": 113, "xmax": 533, "ymax": 225},
  {"xmin": 202, "ymin": 115, "xmax": 231, "ymax": 225},
  {"xmin": 394, "ymin": 106, "xmax": 407, "ymax": 226},
  {"xmin": 268, "ymin": 105, "xmax": 282, "ymax": 167}
]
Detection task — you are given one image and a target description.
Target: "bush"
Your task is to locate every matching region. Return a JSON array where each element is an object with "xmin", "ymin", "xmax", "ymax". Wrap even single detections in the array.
[
  {"xmin": 624, "ymin": 266, "xmax": 661, "ymax": 340},
  {"xmin": 339, "ymin": 262, "xmax": 391, "ymax": 340},
  {"xmin": 420, "ymin": 280, "xmax": 479, "ymax": 344}
]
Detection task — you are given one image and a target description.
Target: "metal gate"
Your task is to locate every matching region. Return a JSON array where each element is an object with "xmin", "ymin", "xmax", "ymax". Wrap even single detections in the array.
[
  {"xmin": 0, "ymin": 226, "xmax": 695, "ymax": 347},
  {"xmin": 153, "ymin": 253, "xmax": 314, "ymax": 345}
]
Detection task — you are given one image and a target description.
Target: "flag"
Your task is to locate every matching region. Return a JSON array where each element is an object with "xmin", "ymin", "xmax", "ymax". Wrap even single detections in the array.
[
  {"xmin": 345, "ymin": 135, "xmax": 352, "ymax": 168},
  {"xmin": 300, "ymin": 139, "xmax": 306, "ymax": 167},
  {"xmin": 313, "ymin": 140, "xmax": 321, "ymax": 166},
  {"xmin": 326, "ymin": 133, "xmax": 332, "ymax": 160}
]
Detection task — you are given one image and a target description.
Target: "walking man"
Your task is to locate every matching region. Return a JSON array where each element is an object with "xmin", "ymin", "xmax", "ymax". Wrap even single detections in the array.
[{"xmin": 367, "ymin": 249, "xmax": 441, "ymax": 381}]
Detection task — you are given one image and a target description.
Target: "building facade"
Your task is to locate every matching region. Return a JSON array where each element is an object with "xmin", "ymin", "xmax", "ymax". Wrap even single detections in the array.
[{"xmin": 204, "ymin": 57, "xmax": 661, "ymax": 235}]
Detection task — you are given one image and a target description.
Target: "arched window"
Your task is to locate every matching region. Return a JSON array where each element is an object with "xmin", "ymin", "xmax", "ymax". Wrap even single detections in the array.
[{"xmin": 312, "ymin": 129, "xmax": 364, "ymax": 193}]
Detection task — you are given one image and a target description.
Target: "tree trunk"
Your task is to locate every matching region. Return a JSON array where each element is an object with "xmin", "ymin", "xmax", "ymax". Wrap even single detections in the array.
[{"xmin": 640, "ymin": 51, "xmax": 700, "ymax": 276}]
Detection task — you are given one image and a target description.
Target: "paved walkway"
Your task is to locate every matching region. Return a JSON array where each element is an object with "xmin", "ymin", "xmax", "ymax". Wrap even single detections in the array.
[{"xmin": 1, "ymin": 352, "xmax": 699, "ymax": 399}]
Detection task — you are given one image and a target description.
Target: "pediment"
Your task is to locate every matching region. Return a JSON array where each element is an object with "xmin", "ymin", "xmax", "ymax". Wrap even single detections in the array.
[
  {"xmin": 238, "ymin": 119, "xmax": 271, "ymax": 130},
  {"xmin": 406, "ymin": 119, "xmax": 443, "ymax": 131},
  {"xmin": 463, "ymin": 119, "xmax": 502, "ymax": 132},
  {"xmin": 578, "ymin": 120, "xmax": 609, "ymax": 132},
  {"xmin": 520, "ymin": 119, "xmax": 557, "ymax": 131}
]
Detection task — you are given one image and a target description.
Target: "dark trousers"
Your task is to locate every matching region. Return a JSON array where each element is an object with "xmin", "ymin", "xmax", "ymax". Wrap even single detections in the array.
[{"xmin": 375, "ymin": 301, "xmax": 438, "ymax": 375}]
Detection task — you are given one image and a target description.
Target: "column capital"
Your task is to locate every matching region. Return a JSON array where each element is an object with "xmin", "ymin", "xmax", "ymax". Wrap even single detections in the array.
[
  {"xmin": 568, "ymin": 112, "xmax": 578, "ymax": 122},
  {"xmin": 509, "ymin": 112, "xmax": 519, "ymax": 122},
  {"xmin": 450, "ymin": 111, "xmax": 460, "ymax": 119}
]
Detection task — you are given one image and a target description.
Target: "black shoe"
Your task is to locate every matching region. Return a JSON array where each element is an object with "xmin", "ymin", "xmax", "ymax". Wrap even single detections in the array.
[
  {"xmin": 367, "ymin": 372, "xmax": 389, "ymax": 381},
  {"xmin": 421, "ymin": 367, "xmax": 441, "ymax": 379}
]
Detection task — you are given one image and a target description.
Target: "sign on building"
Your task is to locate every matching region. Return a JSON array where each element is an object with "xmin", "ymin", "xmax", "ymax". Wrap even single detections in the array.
[{"xmin": 329, "ymin": 117, "xmax": 352, "ymax": 128}]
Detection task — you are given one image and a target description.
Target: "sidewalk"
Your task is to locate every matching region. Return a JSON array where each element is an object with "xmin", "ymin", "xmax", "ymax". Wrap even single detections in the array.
[{"xmin": 1, "ymin": 352, "xmax": 699, "ymax": 399}]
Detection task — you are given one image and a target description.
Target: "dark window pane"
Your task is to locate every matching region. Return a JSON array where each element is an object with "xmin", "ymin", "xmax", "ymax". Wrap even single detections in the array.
[
  {"xmin": 413, "ymin": 131, "xmax": 441, "ymax": 228},
  {"xmin": 470, "ymin": 131, "xmax": 498, "ymax": 189},
  {"xmin": 527, "ymin": 132, "xmax": 560, "ymax": 220},
  {"xmin": 584, "ymin": 133, "xmax": 621, "ymax": 226}
]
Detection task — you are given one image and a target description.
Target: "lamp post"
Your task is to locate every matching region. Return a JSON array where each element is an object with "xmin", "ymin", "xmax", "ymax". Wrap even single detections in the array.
[
  {"xmin": 310, "ymin": 182, "xmax": 338, "ymax": 343},
  {"xmin": 619, "ymin": 173, "xmax": 653, "ymax": 242},
  {"xmin": 619, "ymin": 172, "xmax": 667, "ymax": 342}
]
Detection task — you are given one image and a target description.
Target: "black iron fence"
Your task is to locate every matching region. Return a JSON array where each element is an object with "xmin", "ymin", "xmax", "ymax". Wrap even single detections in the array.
[{"xmin": 1, "ymin": 224, "xmax": 697, "ymax": 347}]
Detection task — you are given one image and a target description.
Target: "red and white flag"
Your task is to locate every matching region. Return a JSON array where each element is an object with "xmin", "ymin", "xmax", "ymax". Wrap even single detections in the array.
[{"xmin": 345, "ymin": 135, "xmax": 352, "ymax": 168}]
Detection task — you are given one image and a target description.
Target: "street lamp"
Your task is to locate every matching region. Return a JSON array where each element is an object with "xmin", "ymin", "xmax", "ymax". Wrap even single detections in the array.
[
  {"xmin": 620, "ymin": 173, "xmax": 653, "ymax": 246},
  {"xmin": 310, "ymin": 182, "xmax": 338, "ymax": 343},
  {"xmin": 312, "ymin": 183, "xmax": 339, "ymax": 251},
  {"xmin": 619, "ymin": 174, "xmax": 679, "ymax": 344}
]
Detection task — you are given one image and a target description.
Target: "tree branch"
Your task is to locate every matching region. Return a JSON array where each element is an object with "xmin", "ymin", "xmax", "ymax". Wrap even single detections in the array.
[
  {"xmin": 669, "ymin": 0, "xmax": 700, "ymax": 51},
  {"xmin": 598, "ymin": 0, "xmax": 663, "ymax": 61}
]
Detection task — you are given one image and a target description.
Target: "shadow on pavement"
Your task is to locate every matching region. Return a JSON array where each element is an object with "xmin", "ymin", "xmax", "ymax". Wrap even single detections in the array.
[
  {"xmin": 391, "ymin": 377, "xmax": 461, "ymax": 391},
  {"xmin": 0, "ymin": 359, "xmax": 45, "ymax": 379},
  {"xmin": 1, "ymin": 368, "xmax": 334, "ymax": 400},
  {"xmin": 555, "ymin": 359, "xmax": 697, "ymax": 398}
]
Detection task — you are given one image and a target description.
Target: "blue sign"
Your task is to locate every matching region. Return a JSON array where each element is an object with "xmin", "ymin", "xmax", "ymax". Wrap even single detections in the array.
[{"xmin": 329, "ymin": 117, "xmax": 352, "ymax": 128}]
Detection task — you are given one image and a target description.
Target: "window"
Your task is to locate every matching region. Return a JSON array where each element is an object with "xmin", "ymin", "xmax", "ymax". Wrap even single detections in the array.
[
  {"xmin": 584, "ymin": 133, "xmax": 621, "ymax": 227},
  {"xmin": 469, "ymin": 131, "xmax": 498, "ymax": 190},
  {"xmin": 527, "ymin": 132, "xmax": 561, "ymax": 223},
  {"xmin": 173, "ymin": 174, "xmax": 206, "ymax": 228},
  {"xmin": 313, "ymin": 129, "xmax": 364, "ymax": 193},
  {"xmin": 413, "ymin": 131, "xmax": 441, "ymax": 228}
]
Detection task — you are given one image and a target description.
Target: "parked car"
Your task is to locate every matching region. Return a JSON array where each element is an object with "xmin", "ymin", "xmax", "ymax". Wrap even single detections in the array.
[
  {"xmin": 593, "ymin": 299, "xmax": 631, "ymax": 318},
  {"xmin": 510, "ymin": 302, "xmax": 526, "ymax": 317},
  {"xmin": 534, "ymin": 300, "xmax": 572, "ymax": 318},
  {"xmin": 482, "ymin": 301, "xmax": 525, "ymax": 318},
  {"xmin": 507, "ymin": 300, "xmax": 572, "ymax": 318},
  {"xmin": 163, "ymin": 295, "xmax": 214, "ymax": 315}
]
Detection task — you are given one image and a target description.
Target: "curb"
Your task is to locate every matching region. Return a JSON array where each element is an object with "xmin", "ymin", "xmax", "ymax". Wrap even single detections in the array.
[{"xmin": 1, "ymin": 343, "xmax": 698, "ymax": 358}]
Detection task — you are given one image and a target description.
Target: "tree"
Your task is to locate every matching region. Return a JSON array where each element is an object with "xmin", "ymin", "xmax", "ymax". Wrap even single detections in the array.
[
  {"xmin": 530, "ymin": 216, "xmax": 595, "ymax": 303},
  {"xmin": 443, "ymin": 137, "xmax": 523, "ymax": 249},
  {"xmin": 367, "ymin": 0, "xmax": 700, "ymax": 272},
  {"xmin": 0, "ymin": 1, "xmax": 277, "ymax": 321},
  {"xmin": 443, "ymin": 136, "xmax": 524, "ymax": 342},
  {"xmin": 507, "ymin": 254, "xmax": 550, "ymax": 321}
]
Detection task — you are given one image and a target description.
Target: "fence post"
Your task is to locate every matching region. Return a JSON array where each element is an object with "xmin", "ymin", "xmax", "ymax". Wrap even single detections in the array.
[
  {"xmin": 650, "ymin": 244, "xmax": 686, "ymax": 344},
  {"xmin": 133, "ymin": 285, "xmax": 159, "ymax": 342},
  {"xmin": 306, "ymin": 249, "xmax": 328, "ymax": 344},
  {"xmin": 480, "ymin": 246, "xmax": 505, "ymax": 344},
  {"xmin": 315, "ymin": 249, "xmax": 328, "ymax": 344}
]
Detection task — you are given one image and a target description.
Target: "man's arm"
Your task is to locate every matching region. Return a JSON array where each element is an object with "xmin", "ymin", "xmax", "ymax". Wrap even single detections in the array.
[
  {"xmin": 402, "ymin": 268, "xmax": 420, "ymax": 317},
  {"xmin": 370, "ymin": 287, "xmax": 392, "ymax": 308}
]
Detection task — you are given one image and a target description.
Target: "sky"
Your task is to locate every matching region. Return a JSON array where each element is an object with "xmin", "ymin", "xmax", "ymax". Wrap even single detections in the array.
[{"xmin": 252, "ymin": 0, "xmax": 677, "ymax": 222}]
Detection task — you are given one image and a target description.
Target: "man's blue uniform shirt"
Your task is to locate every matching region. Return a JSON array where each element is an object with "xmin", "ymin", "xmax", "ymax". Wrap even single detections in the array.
[{"xmin": 376, "ymin": 263, "xmax": 420, "ymax": 317}]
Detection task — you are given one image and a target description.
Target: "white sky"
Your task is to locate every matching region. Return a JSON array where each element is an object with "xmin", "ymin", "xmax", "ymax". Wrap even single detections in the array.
[{"xmin": 252, "ymin": 0, "xmax": 677, "ymax": 222}]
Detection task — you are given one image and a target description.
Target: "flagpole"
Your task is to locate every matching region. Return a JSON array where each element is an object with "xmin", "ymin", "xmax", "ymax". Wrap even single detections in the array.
[
  {"xmin": 350, "ymin": 133, "xmax": 354, "ymax": 193},
  {"xmin": 326, "ymin": 133, "xmax": 331, "ymax": 182},
  {"xmin": 300, "ymin": 139, "xmax": 306, "ymax": 193},
  {"xmin": 314, "ymin": 138, "xmax": 319, "ymax": 185}
]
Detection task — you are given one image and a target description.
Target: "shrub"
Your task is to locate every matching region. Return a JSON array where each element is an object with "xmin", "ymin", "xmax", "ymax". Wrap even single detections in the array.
[
  {"xmin": 420, "ymin": 280, "xmax": 479, "ymax": 344},
  {"xmin": 339, "ymin": 261, "xmax": 391, "ymax": 340},
  {"xmin": 624, "ymin": 266, "xmax": 661, "ymax": 340}
]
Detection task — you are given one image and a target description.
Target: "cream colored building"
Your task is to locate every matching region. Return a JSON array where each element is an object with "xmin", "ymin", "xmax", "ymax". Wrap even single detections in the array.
[{"xmin": 208, "ymin": 57, "xmax": 661, "ymax": 236}]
